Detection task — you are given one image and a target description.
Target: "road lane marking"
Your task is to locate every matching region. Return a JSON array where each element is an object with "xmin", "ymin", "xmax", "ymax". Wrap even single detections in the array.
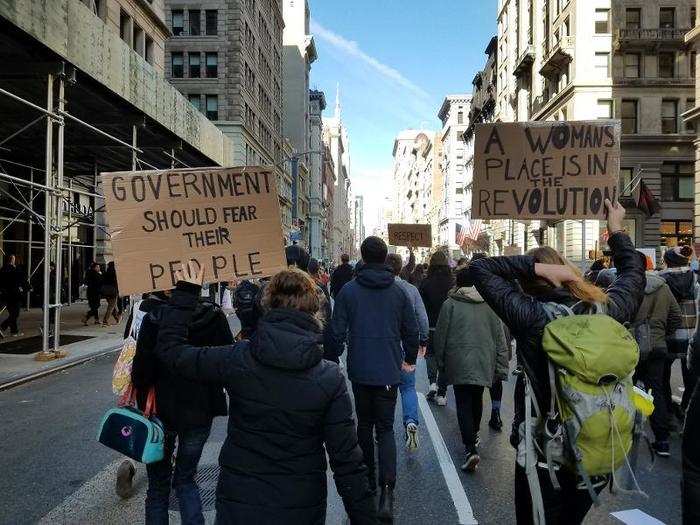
[
  {"xmin": 611, "ymin": 509, "xmax": 666, "ymax": 525},
  {"xmin": 417, "ymin": 393, "xmax": 478, "ymax": 525}
]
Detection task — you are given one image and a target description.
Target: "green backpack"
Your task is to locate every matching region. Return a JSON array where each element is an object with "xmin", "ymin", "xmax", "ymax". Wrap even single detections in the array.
[{"xmin": 520, "ymin": 302, "xmax": 641, "ymax": 524}]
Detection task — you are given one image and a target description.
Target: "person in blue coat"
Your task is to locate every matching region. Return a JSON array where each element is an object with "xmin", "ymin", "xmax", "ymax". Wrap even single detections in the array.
[{"xmin": 326, "ymin": 236, "xmax": 419, "ymax": 521}]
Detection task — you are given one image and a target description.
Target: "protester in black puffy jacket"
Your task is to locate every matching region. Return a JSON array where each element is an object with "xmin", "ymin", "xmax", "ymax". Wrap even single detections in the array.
[
  {"xmin": 330, "ymin": 253, "xmax": 354, "ymax": 298},
  {"xmin": 468, "ymin": 200, "xmax": 645, "ymax": 525},
  {"xmin": 155, "ymin": 265, "xmax": 376, "ymax": 525},
  {"xmin": 131, "ymin": 291, "xmax": 233, "ymax": 524}
]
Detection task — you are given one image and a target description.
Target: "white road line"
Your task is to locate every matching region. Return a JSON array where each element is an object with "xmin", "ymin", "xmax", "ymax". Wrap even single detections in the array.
[
  {"xmin": 610, "ymin": 508, "xmax": 666, "ymax": 525},
  {"xmin": 417, "ymin": 393, "xmax": 478, "ymax": 525}
]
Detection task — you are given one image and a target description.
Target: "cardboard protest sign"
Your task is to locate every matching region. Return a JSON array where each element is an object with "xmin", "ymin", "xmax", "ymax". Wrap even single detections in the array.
[
  {"xmin": 101, "ymin": 166, "xmax": 287, "ymax": 295},
  {"xmin": 388, "ymin": 223, "xmax": 432, "ymax": 247},
  {"xmin": 472, "ymin": 121, "xmax": 620, "ymax": 220}
]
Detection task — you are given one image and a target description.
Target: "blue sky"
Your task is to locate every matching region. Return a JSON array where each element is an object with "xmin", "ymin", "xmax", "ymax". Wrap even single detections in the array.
[{"xmin": 308, "ymin": 0, "xmax": 498, "ymax": 228}]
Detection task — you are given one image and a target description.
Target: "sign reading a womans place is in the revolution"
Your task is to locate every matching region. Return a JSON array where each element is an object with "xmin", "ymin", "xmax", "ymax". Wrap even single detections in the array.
[
  {"xmin": 101, "ymin": 166, "xmax": 287, "ymax": 295},
  {"xmin": 472, "ymin": 120, "xmax": 621, "ymax": 220}
]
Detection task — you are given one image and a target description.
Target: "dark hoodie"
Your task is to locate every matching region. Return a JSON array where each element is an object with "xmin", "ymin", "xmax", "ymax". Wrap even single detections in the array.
[
  {"xmin": 155, "ymin": 283, "xmax": 376, "ymax": 524},
  {"xmin": 327, "ymin": 263, "xmax": 419, "ymax": 386},
  {"xmin": 131, "ymin": 294, "xmax": 234, "ymax": 430}
]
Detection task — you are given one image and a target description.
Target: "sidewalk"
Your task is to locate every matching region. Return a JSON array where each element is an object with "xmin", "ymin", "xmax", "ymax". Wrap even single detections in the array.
[{"xmin": 0, "ymin": 302, "xmax": 125, "ymax": 389}]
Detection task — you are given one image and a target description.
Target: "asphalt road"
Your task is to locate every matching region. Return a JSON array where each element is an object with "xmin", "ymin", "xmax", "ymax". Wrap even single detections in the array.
[{"xmin": 0, "ymin": 336, "xmax": 685, "ymax": 524}]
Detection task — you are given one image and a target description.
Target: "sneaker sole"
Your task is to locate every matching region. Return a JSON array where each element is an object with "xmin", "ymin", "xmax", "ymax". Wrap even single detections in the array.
[
  {"xmin": 655, "ymin": 451, "xmax": 671, "ymax": 458},
  {"xmin": 406, "ymin": 427, "xmax": 419, "ymax": 451},
  {"xmin": 461, "ymin": 456, "xmax": 480, "ymax": 472}
]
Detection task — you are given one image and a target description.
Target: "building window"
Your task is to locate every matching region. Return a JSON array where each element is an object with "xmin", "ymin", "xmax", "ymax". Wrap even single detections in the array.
[
  {"xmin": 189, "ymin": 9, "xmax": 201, "ymax": 36},
  {"xmin": 597, "ymin": 99, "xmax": 613, "ymax": 119},
  {"xmin": 621, "ymin": 100, "xmax": 638, "ymax": 134},
  {"xmin": 172, "ymin": 9, "xmax": 184, "ymax": 36},
  {"xmin": 619, "ymin": 167, "xmax": 634, "ymax": 196},
  {"xmin": 145, "ymin": 36, "xmax": 154, "ymax": 65},
  {"xmin": 691, "ymin": 51, "xmax": 697, "ymax": 78},
  {"xmin": 189, "ymin": 53, "xmax": 201, "ymax": 78},
  {"xmin": 188, "ymin": 94, "xmax": 202, "ymax": 112},
  {"xmin": 659, "ymin": 52, "xmax": 675, "ymax": 78},
  {"xmin": 171, "ymin": 52, "xmax": 183, "ymax": 78},
  {"xmin": 206, "ymin": 53, "xmax": 218, "ymax": 78},
  {"xmin": 624, "ymin": 53, "xmax": 641, "ymax": 78},
  {"xmin": 206, "ymin": 95, "xmax": 218, "ymax": 120},
  {"xmin": 595, "ymin": 9, "xmax": 610, "ymax": 34},
  {"xmin": 206, "ymin": 10, "xmax": 218, "ymax": 35},
  {"xmin": 661, "ymin": 99, "xmax": 678, "ymax": 133},
  {"xmin": 661, "ymin": 221, "xmax": 694, "ymax": 247},
  {"xmin": 660, "ymin": 7, "xmax": 675, "ymax": 29},
  {"xmin": 133, "ymin": 23, "xmax": 145, "ymax": 55},
  {"xmin": 594, "ymin": 52, "xmax": 610, "ymax": 78},
  {"xmin": 119, "ymin": 9, "xmax": 132, "ymax": 45},
  {"xmin": 688, "ymin": 99, "xmax": 696, "ymax": 132},
  {"xmin": 457, "ymin": 112, "xmax": 464, "ymax": 124},
  {"xmin": 626, "ymin": 8, "xmax": 641, "ymax": 29},
  {"xmin": 661, "ymin": 162, "xmax": 693, "ymax": 202},
  {"xmin": 693, "ymin": 7, "xmax": 697, "ymax": 27},
  {"xmin": 456, "ymin": 187, "xmax": 463, "ymax": 194}
]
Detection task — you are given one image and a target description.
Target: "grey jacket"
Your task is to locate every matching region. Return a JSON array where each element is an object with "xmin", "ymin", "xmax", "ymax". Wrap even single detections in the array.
[
  {"xmin": 433, "ymin": 286, "xmax": 509, "ymax": 387},
  {"xmin": 396, "ymin": 276, "xmax": 429, "ymax": 343}
]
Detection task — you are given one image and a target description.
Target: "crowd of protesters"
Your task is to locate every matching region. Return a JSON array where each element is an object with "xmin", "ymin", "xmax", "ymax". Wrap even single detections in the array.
[{"xmin": 104, "ymin": 199, "xmax": 700, "ymax": 524}]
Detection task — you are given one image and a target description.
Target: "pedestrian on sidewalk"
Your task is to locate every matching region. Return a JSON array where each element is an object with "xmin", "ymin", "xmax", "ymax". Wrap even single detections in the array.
[
  {"xmin": 433, "ymin": 266, "xmax": 509, "ymax": 472},
  {"xmin": 330, "ymin": 253, "xmax": 354, "ymax": 298},
  {"xmin": 101, "ymin": 261, "xmax": 120, "ymax": 326},
  {"xmin": 131, "ymin": 287, "xmax": 233, "ymax": 523},
  {"xmin": 327, "ymin": 236, "xmax": 419, "ymax": 521},
  {"xmin": 419, "ymin": 250, "xmax": 455, "ymax": 406},
  {"xmin": 82, "ymin": 262, "xmax": 102, "ymax": 325},
  {"xmin": 0, "ymin": 255, "xmax": 28, "ymax": 337},
  {"xmin": 156, "ymin": 265, "xmax": 376, "ymax": 524},
  {"xmin": 386, "ymin": 253, "xmax": 429, "ymax": 452},
  {"xmin": 468, "ymin": 200, "xmax": 645, "ymax": 525}
]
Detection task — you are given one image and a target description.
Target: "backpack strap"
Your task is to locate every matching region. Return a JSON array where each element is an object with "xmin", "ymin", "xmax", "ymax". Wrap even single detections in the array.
[
  {"xmin": 542, "ymin": 302, "xmax": 575, "ymax": 321},
  {"xmin": 524, "ymin": 376, "xmax": 547, "ymax": 525}
]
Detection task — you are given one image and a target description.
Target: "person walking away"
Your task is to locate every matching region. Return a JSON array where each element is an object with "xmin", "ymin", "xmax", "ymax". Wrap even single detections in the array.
[
  {"xmin": 658, "ymin": 245, "xmax": 699, "ymax": 420},
  {"xmin": 131, "ymin": 287, "xmax": 233, "ymax": 524},
  {"xmin": 433, "ymin": 266, "xmax": 509, "ymax": 471},
  {"xmin": 386, "ymin": 253, "xmax": 429, "ymax": 451},
  {"xmin": 83, "ymin": 262, "xmax": 103, "ymax": 325},
  {"xmin": 327, "ymin": 237, "xmax": 419, "ymax": 521},
  {"xmin": 156, "ymin": 265, "xmax": 377, "ymax": 524},
  {"xmin": 101, "ymin": 262, "xmax": 120, "ymax": 326},
  {"xmin": 468, "ymin": 200, "xmax": 645, "ymax": 525},
  {"xmin": 330, "ymin": 253, "xmax": 354, "ymax": 298},
  {"xmin": 0, "ymin": 255, "xmax": 28, "ymax": 337},
  {"xmin": 597, "ymin": 267, "xmax": 681, "ymax": 457},
  {"xmin": 419, "ymin": 251, "xmax": 455, "ymax": 405}
]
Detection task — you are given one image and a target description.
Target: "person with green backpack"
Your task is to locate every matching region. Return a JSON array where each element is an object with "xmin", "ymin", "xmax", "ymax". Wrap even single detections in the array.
[{"xmin": 468, "ymin": 200, "xmax": 646, "ymax": 525}]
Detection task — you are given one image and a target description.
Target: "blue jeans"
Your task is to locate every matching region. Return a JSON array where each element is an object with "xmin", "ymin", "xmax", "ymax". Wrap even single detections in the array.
[
  {"xmin": 400, "ymin": 368, "xmax": 419, "ymax": 426},
  {"xmin": 145, "ymin": 424, "xmax": 211, "ymax": 525}
]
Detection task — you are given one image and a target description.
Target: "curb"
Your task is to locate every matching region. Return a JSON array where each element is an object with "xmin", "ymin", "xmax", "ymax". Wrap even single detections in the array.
[{"xmin": 0, "ymin": 344, "xmax": 122, "ymax": 392}]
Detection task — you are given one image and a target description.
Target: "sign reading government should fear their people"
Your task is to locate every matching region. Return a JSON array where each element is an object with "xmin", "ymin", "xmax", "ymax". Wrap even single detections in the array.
[
  {"xmin": 101, "ymin": 166, "xmax": 287, "ymax": 295},
  {"xmin": 472, "ymin": 120, "xmax": 621, "ymax": 220},
  {"xmin": 387, "ymin": 223, "xmax": 432, "ymax": 248}
]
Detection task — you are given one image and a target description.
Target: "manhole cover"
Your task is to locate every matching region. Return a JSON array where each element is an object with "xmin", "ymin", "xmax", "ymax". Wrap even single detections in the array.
[{"xmin": 168, "ymin": 464, "xmax": 219, "ymax": 511}]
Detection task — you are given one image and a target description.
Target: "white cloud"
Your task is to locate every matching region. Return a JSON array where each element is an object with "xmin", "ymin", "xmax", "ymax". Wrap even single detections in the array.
[{"xmin": 310, "ymin": 19, "xmax": 432, "ymax": 102}]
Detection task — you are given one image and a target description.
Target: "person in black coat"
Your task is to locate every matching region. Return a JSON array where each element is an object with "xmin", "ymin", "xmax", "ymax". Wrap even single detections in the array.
[
  {"xmin": 419, "ymin": 250, "xmax": 455, "ymax": 403},
  {"xmin": 330, "ymin": 253, "xmax": 354, "ymax": 298},
  {"xmin": 131, "ymin": 290, "xmax": 233, "ymax": 524},
  {"xmin": 155, "ymin": 264, "xmax": 376, "ymax": 525},
  {"xmin": 468, "ymin": 200, "xmax": 645, "ymax": 525},
  {"xmin": 101, "ymin": 261, "xmax": 120, "ymax": 326},
  {"xmin": 0, "ymin": 255, "xmax": 28, "ymax": 336},
  {"xmin": 82, "ymin": 262, "xmax": 103, "ymax": 325}
]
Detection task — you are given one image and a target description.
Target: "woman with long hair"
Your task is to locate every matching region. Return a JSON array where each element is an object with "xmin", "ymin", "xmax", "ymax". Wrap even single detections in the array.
[
  {"xmin": 155, "ymin": 264, "xmax": 376, "ymax": 524},
  {"xmin": 468, "ymin": 200, "xmax": 645, "ymax": 524}
]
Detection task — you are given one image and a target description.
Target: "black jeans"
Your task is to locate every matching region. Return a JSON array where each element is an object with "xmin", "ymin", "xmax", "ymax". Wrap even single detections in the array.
[
  {"xmin": 352, "ymin": 383, "xmax": 398, "ymax": 489},
  {"xmin": 426, "ymin": 332, "xmax": 447, "ymax": 396},
  {"xmin": 683, "ymin": 379, "xmax": 700, "ymax": 524},
  {"xmin": 1, "ymin": 300, "xmax": 20, "ymax": 334},
  {"xmin": 635, "ymin": 355, "xmax": 670, "ymax": 441},
  {"xmin": 490, "ymin": 378, "xmax": 503, "ymax": 405},
  {"xmin": 454, "ymin": 385, "xmax": 484, "ymax": 453},
  {"xmin": 514, "ymin": 464, "xmax": 601, "ymax": 525},
  {"xmin": 145, "ymin": 424, "xmax": 211, "ymax": 525},
  {"xmin": 85, "ymin": 294, "xmax": 101, "ymax": 322}
]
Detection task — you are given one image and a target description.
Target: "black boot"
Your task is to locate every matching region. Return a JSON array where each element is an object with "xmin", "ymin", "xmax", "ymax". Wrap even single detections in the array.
[
  {"xmin": 489, "ymin": 409, "xmax": 503, "ymax": 432},
  {"xmin": 367, "ymin": 469, "xmax": 377, "ymax": 494},
  {"xmin": 378, "ymin": 484, "xmax": 394, "ymax": 522}
]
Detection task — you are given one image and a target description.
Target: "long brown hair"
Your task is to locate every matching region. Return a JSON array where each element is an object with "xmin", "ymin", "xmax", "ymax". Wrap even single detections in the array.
[
  {"xmin": 524, "ymin": 246, "xmax": 608, "ymax": 304},
  {"xmin": 262, "ymin": 268, "xmax": 320, "ymax": 315}
]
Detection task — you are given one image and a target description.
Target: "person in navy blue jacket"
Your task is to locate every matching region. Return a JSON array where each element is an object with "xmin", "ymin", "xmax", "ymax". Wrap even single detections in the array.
[{"xmin": 326, "ymin": 236, "xmax": 419, "ymax": 522}]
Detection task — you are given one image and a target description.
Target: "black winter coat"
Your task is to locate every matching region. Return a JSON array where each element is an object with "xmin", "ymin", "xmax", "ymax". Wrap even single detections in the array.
[
  {"xmin": 330, "ymin": 263, "xmax": 354, "ymax": 298},
  {"xmin": 0, "ymin": 264, "xmax": 27, "ymax": 302},
  {"xmin": 419, "ymin": 268, "xmax": 455, "ymax": 328},
  {"xmin": 84, "ymin": 269, "xmax": 102, "ymax": 298},
  {"xmin": 131, "ymin": 295, "xmax": 233, "ymax": 431},
  {"xmin": 468, "ymin": 232, "xmax": 645, "ymax": 436},
  {"xmin": 156, "ymin": 283, "xmax": 376, "ymax": 525}
]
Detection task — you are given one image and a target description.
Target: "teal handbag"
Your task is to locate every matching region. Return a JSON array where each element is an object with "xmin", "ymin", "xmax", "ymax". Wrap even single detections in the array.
[{"xmin": 97, "ymin": 389, "xmax": 165, "ymax": 464}]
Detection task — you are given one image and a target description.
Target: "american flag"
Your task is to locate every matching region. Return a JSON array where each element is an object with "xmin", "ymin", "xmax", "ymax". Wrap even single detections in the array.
[
  {"xmin": 456, "ymin": 223, "xmax": 467, "ymax": 247},
  {"xmin": 456, "ymin": 220, "xmax": 483, "ymax": 248},
  {"xmin": 467, "ymin": 219, "xmax": 483, "ymax": 241}
]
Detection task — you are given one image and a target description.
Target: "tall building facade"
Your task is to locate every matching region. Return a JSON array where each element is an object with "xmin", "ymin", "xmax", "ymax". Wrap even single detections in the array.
[
  {"xmin": 354, "ymin": 195, "xmax": 366, "ymax": 251},
  {"xmin": 321, "ymin": 142, "xmax": 336, "ymax": 262},
  {"xmin": 686, "ymin": 0, "xmax": 700, "ymax": 244},
  {"xmin": 308, "ymin": 90, "xmax": 326, "ymax": 259},
  {"xmin": 497, "ymin": 0, "xmax": 696, "ymax": 260}
]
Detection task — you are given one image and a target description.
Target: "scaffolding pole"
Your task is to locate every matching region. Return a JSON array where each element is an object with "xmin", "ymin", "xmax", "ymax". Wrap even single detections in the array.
[
  {"xmin": 26, "ymin": 169, "xmax": 33, "ymax": 310},
  {"xmin": 40, "ymin": 73, "xmax": 54, "ymax": 358},
  {"xmin": 52, "ymin": 75, "xmax": 65, "ymax": 352}
]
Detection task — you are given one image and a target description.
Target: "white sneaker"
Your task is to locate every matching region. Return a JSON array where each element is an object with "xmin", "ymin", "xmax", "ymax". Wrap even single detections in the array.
[
  {"xmin": 426, "ymin": 383, "xmax": 438, "ymax": 401},
  {"xmin": 405, "ymin": 422, "xmax": 419, "ymax": 451},
  {"xmin": 436, "ymin": 395, "xmax": 447, "ymax": 406}
]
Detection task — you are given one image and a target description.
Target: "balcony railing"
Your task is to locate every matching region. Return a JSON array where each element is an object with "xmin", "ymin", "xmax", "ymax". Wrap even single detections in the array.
[
  {"xmin": 513, "ymin": 45, "xmax": 535, "ymax": 77},
  {"xmin": 615, "ymin": 28, "xmax": 689, "ymax": 50},
  {"xmin": 540, "ymin": 36, "xmax": 574, "ymax": 77}
]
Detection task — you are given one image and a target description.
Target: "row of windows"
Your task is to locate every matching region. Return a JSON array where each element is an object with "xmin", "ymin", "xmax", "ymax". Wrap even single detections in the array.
[
  {"xmin": 596, "ymin": 7, "xmax": 695, "ymax": 34},
  {"xmin": 591, "ymin": 51, "xmax": 697, "ymax": 79},
  {"xmin": 172, "ymin": 9, "xmax": 218, "ymax": 36},
  {"xmin": 187, "ymin": 94, "xmax": 219, "ymax": 121},
  {"xmin": 171, "ymin": 52, "xmax": 218, "ymax": 78},
  {"xmin": 119, "ymin": 9, "xmax": 155, "ymax": 65},
  {"xmin": 596, "ymin": 98, "xmax": 695, "ymax": 134}
]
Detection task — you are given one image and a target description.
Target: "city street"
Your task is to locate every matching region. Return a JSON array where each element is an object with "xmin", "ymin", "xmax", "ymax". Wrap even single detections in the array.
[{"xmin": 0, "ymin": 335, "xmax": 683, "ymax": 524}]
